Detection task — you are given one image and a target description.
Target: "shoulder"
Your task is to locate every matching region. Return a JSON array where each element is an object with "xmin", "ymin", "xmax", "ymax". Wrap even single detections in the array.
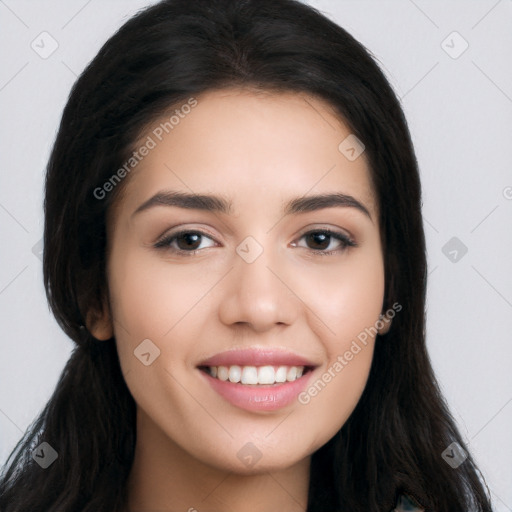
[{"xmin": 393, "ymin": 493, "xmax": 425, "ymax": 511}]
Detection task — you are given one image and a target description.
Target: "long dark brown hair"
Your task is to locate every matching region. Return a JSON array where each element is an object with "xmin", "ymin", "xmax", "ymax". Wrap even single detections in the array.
[{"xmin": 0, "ymin": 0, "xmax": 493, "ymax": 510}]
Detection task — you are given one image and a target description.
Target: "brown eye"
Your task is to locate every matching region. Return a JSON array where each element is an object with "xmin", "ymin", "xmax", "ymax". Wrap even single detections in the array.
[
  {"xmin": 154, "ymin": 230, "xmax": 217, "ymax": 255},
  {"xmin": 295, "ymin": 229, "xmax": 356, "ymax": 255},
  {"xmin": 304, "ymin": 232, "xmax": 331, "ymax": 250},
  {"xmin": 174, "ymin": 232, "xmax": 202, "ymax": 251}
]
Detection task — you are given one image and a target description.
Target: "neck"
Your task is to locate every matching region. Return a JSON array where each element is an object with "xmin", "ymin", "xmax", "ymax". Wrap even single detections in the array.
[{"xmin": 125, "ymin": 408, "xmax": 311, "ymax": 512}]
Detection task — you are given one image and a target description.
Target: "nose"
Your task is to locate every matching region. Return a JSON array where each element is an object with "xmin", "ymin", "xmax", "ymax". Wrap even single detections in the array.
[{"xmin": 217, "ymin": 241, "xmax": 299, "ymax": 333}]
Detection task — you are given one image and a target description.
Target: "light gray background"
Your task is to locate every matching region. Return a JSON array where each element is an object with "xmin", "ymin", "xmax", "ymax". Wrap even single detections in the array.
[{"xmin": 0, "ymin": 0, "xmax": 511, "ymax": 509}]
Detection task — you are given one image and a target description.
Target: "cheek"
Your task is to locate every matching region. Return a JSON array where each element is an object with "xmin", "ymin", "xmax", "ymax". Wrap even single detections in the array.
[
  {"xmin": 286, "ymin": 248, "xmax": 384, "ymax": 443},
  {"xmin": 294, "ymin": 246, "xmax": 385, "ymax": 348},
  {"xmin": 106, "ymin": 248, "xmax": 221, "ymax": 403},
  {"xmin": 108, "ymin": 248, "xmax": 215, "ymax": 343},
  {"xmin": 106, "ymin": 250, "xmax": 213, "ymax": 430}
]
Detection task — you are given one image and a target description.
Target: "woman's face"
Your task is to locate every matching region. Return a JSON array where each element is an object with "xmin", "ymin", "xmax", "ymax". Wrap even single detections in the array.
[{"xmin": 94, "ymin": 88, "xmax": 386, "ymax": 473}]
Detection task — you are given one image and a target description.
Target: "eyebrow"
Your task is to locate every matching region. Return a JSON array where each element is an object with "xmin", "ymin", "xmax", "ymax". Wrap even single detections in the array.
[{"xmin": 132, "ymin": 190, "xmax": 372, "ymax": 220}]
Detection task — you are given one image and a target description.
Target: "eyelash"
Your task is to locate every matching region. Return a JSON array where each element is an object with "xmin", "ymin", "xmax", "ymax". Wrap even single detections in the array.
[{"xmin": 153, "ymin": 228, "xmax": 357, "ymax": 257}]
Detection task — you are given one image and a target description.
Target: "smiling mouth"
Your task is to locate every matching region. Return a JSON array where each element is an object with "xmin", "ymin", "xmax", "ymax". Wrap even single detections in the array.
[{"xmin": 198, "ymin": 364, "xmax": 315, "ymax": 386}]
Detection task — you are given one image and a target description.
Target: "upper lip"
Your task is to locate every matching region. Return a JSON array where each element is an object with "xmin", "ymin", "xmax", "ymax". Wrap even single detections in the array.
[{"xmin": 197, "ymin": 348, "xmax": 318, "ymax": 368}]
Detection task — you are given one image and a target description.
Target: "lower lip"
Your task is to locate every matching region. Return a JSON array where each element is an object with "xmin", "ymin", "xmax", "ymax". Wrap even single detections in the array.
[{"xmin": 199, "ymin": 369, "xmax": 314, "ymax": 412}]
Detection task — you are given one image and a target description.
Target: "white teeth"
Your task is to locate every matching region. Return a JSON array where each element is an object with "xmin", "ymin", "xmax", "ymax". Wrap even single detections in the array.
[
  {"xmin": 206, "ymin": 365, "xmax": 306, "ymax": 385},
  {"xmin": 241, "ymin": 366, "xmax": 258, "ymax": 384},
  {"xmin": 275, "ymin": 366, "xmax": 287, "ymax": 383},
  {"xmin": 228, "ymin": 365, "xmax": 242, "ymax": 383},
  {"xmin": 258, "ymin": 365, "xmax": 275, "ymax": 384},
  {"xmin": 286, "ymin": 366, "xmax": 297, "ymax": 381},
  {"xmin": 217, "ymin": 366, "xmax": 229, "ymax": 381}
]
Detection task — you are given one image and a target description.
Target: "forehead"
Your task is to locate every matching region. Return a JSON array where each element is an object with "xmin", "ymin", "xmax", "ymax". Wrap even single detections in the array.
[{"xmin": 114, "ymin": 88, "xmax": 377, "ymax": 220}]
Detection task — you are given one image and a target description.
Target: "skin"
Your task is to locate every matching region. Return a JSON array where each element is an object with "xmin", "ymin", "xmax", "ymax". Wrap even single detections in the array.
[{"xmin": 87, "ymin": 88, "xmax": 390, "ymax": 512}]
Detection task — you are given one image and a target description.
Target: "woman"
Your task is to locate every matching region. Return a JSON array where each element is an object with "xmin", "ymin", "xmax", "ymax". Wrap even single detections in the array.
[{"xmin": 0, "ymin": 0, "xmax": 493, "ymax": 510}]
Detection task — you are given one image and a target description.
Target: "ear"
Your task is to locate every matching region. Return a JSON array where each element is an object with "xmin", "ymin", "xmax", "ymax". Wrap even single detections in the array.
[
  {"xmin": 377, "ymin": 314, "xmax": 392, "ymax": 335},
  {"xmin": 85, "ymin": 297, "xmax": 114, "ymax": 341}
]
